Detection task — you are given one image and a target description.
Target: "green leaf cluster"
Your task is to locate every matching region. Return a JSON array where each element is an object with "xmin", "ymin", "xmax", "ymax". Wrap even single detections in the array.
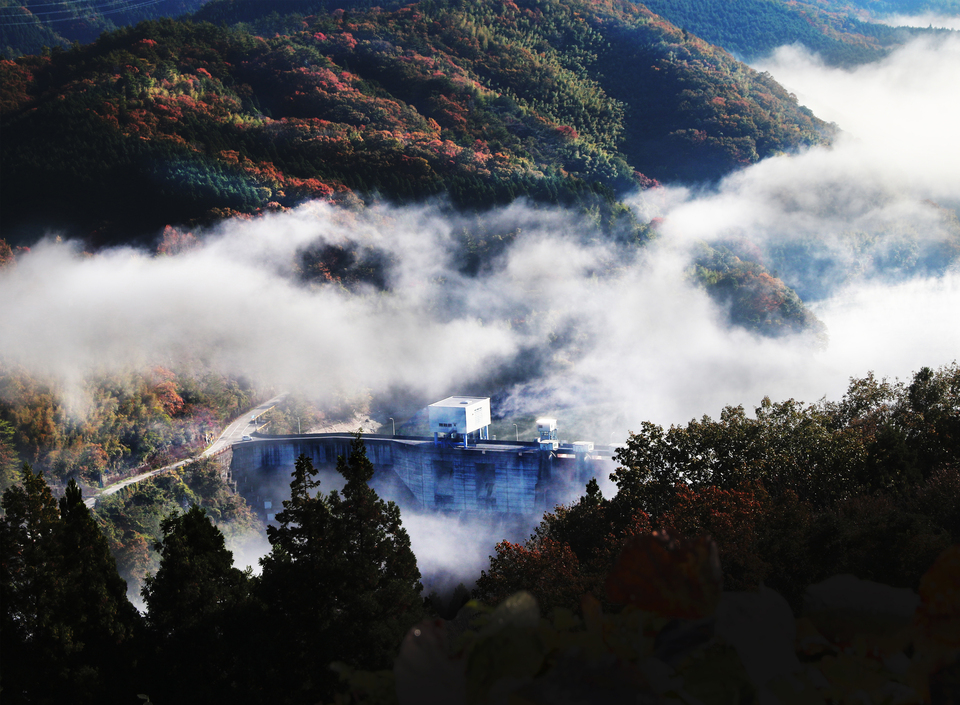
[{"xmin": 613, "ymin": 363, "xmax": 960, "ymax": 509}]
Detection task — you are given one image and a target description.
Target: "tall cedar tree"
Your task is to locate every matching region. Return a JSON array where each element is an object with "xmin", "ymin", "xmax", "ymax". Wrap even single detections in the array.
[
  {"xmin": 0, "ymin": 465, "xmax": 140, "ymax": 703},
  {"xmin": 141, "ymin": 504, "xmax": 259, "ymax": 704},
  {"xmin": 142, "ymin": 504, "xmax": 251, "ymax": 637},
  {"xmin": 257, "ymin": 434, "xmax": 423, "ymax": 703}
]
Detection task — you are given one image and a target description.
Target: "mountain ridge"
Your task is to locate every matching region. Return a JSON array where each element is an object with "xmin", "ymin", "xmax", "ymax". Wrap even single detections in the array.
[
  {"xmin": 4, "ymin": 0, "xmax": 957, "ymax": 340},
  {"xmin": 0, "ymin": 0, "xmax": 834, "ymax": 247}
]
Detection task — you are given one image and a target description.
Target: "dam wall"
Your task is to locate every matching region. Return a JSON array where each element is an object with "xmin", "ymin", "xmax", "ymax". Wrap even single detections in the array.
[{"xmin": 229, "ymin": 434, "xmax": 614, "ymax": 523}]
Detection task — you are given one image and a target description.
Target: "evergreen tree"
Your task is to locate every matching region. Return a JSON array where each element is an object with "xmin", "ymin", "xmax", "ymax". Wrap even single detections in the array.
[
  {"xmin": 0, "ymin": 419, "xmax": 20, "ymax": 491},
  {"xmin": 0, "ymin": 464, "xmax": 62, "ymax": 687},
  {"xmin": 141, "ymin": 504, "xmax": 258, "ymax": 704},
  {"xmin": 258, "ymin": 434, "xmax": 423, "ymax": 703},
  {"xmin": 142, "ymin": 504, "xmax": 251, "ymax": 638},
  {"xmin": 0, "ymin": 465, "xmax": 139, "ymax": 703}
]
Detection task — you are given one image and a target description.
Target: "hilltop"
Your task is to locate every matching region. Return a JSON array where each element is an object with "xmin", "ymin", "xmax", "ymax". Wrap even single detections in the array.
[
  {"xmin": 3, "ymin": 0, "xmax": 951, "ymax": 62},
  {"xmin": 638, "ymin": 0, "xmax": 954, "ymax": 65},
  {"xmin": 1, "ymin": 0, "xmax": 832, "ymax": 246},
  {"xmin": 5, "ymin": 0, "xmax": 957, "ymax": 342}
]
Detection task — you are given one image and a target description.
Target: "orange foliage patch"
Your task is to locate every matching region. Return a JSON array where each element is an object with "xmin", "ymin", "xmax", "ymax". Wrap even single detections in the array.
[{"xmin": 605, "ymin": 530, "xmax": 722, "ymax": 619}]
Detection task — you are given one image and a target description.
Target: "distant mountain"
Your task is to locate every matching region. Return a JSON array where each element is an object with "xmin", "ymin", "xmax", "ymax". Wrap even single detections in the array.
[
  {"xmin": 833, "ymin": 0, "xmax": 960, "ymax": 17},
  {"xmin": 5, "ymin": 0, "xmax": 948, "ymax": 65},
  {"xmin": 639, "ymin": 0, "xmax": 913, "ymax": 64}
]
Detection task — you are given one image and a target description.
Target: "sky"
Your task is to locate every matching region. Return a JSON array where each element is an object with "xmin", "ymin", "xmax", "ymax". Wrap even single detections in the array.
[{"xmin": 2, "ymin": 30, "xmax": 959, "ymax": 586}]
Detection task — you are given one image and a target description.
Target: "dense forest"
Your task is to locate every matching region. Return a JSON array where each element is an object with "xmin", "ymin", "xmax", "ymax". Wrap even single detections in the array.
[
  {"xmin": 0, "ymin": 362, "xmax": 264, "ymax": 491},
  {"xmin": 1, "ymin": 0, "xmax": 833, "ymax": 249},
  {"xmin": 5, "ymin": 0, "xmax": 957, "ymax": 346},
  {"xmin": 2, "ymin": 364, "xmax": 958, "ymax": 703},
  {"xmin": 3, "ymin": 0, "xmax": 952, "ymax": 61},
  {"xmin": 0, "ymin": 361, "xmax": 333, "ymax": 591}
]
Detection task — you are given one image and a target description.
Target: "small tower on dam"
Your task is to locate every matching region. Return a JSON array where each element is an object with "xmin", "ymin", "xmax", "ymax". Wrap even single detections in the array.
[{"xmin": 536, "ymin": 418, "xmax": 559, "ymax": 450}]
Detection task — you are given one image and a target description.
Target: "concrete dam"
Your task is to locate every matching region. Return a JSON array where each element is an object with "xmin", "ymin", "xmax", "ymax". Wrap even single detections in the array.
[{"xmin": 229, "ymin": 433, "xmax": 617, "ymax": 523}]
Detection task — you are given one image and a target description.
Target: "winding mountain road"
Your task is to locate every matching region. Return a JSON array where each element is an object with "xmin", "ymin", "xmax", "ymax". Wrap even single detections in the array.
[{"xmin": 82, "ymin": 393, "xmax": 286, "ymax": 509}]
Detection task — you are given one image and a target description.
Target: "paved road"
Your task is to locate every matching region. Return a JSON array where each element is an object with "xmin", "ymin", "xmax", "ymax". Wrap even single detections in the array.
[
  {"xmin": 83, "ymin": 393, "xmax": 287, "ymax": 509},
  {"xmin": 201, "ymin": 394, "xmax": 287, "ymax": 456}
]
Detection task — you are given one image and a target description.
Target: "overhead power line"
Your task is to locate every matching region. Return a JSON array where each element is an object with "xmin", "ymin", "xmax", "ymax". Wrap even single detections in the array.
[
  {"xmin": 2, "ymin": 0, "xmax": 136, "ymax": 17},
  {"xmin": 1, "ymin": 0, "xmax": 126, "ymax": 8},
  {"xmin": 0, "ymin": 0, "xmax": 165, "ymax": 26}
]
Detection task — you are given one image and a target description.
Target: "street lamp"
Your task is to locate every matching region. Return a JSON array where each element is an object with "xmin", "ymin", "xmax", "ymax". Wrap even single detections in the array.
[
  {"xmin": 389, "ymin": 417, "xmax": 396, "ymax": 436},
  {"xmin": 297, "ymin": 417, "xmax": 301, "ymax": 435},
  {"xmin": 514, "ymin": 423, "xmax": 519, "ymax": 441}
]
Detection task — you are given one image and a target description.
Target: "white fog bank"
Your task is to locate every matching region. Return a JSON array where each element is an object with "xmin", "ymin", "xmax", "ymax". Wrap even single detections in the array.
[
  {"xmin": 2, "ymin": 37, "xmax": 956, "ymax": 431},
  {"xmin": 2, "ymin": 33, "xmax": 960, "ymax": 586},
  {"xmin": 754, "ymin": 33, "xmax": 960, "ymax": 201}
]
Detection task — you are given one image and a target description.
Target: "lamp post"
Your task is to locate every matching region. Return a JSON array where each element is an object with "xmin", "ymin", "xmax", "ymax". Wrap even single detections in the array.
[
  {"xmin": 514, "ymin": 423, "xmax": 519, "ymax": 442},
  {"xmin": 297, "ymin": 417, "xmax": 301, "ymax": 435},
  {"xmin": 389, "ymin": 417, "xmax": 396, "ymax": 436}
]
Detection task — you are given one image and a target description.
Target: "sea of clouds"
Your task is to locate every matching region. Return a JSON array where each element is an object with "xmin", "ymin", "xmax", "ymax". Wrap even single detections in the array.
[{"xmin": 2, "ymin": 31, "xmax": 959, "ymax": 586}]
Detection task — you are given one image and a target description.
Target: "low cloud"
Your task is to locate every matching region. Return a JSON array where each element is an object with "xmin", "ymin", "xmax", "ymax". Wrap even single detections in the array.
[
  {"xmin": 0, "ymin": 206, "xmax": 520, "ymax": 409},
  {"xmin": 4, "ymin": 195, "xmax": 955, "ymax": 437},
  {"xmin": 3, "ymin": 38, "xmax": 955, "ymax": 429},
  {"xmin": 2, "ymin": 34, "xmax": 959, "ymax": 584},
  {"xmin": 402, "ymin": 512, "xmax": 536, "ymax": 593},
  {"xmin": 754, "ymin": 34, "xmax": 960, "ymax": 200}
]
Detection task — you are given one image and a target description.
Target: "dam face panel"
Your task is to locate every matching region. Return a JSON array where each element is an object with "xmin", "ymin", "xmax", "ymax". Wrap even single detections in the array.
[{"xmin": 230, "ymin": 435, "xmax": 613, "ymax": 522}]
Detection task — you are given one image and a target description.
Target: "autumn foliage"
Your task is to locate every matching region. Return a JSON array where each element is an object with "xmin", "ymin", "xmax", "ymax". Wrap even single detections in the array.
[
  {"xmin": 604, "ymin": 530, "xmax": 723, "ymax": 619},
  {"xmin": 1, "ymin": 0, "xmax": 832, "ymax": 247},
  {"xmin": 0, "ymin": 364, "xmax": 261, "ymax": 490},
  {"xmin": 478, "ymin": 363, "xmax": 960, "ymax": 617}
]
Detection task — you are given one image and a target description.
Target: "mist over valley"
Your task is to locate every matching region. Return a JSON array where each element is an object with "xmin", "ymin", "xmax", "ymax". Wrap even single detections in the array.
[
  {"xmin": 3, "ymin": 30, "xmax": 958, "ymax": 431},
  {"xmin": 2, "ymin": 2, "xmax": 959, "ymax": 702}
]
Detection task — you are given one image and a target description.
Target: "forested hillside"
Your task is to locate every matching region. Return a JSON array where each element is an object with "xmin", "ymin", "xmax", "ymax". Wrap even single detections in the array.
[
  {"xmin": 0, "ymin": 0, "xmax": 832, "ymax": 248},
  {"xmin": 3, "ymin": 0, "xmax": 948, "ymax": 63},
  {"xmin": 639, "ymin": 0, "xmax": 920, "ymax": 64},
  {"xmin": 0, "ymin": 0, "xmax": 845, "ymax": 338},
  {"xmin": 478, "ymin": 363, "xmax": 960, "ymax": 614},
  {"xmin": 0, "ymin": 362, "xmax": 263, "ymax": 490}
]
